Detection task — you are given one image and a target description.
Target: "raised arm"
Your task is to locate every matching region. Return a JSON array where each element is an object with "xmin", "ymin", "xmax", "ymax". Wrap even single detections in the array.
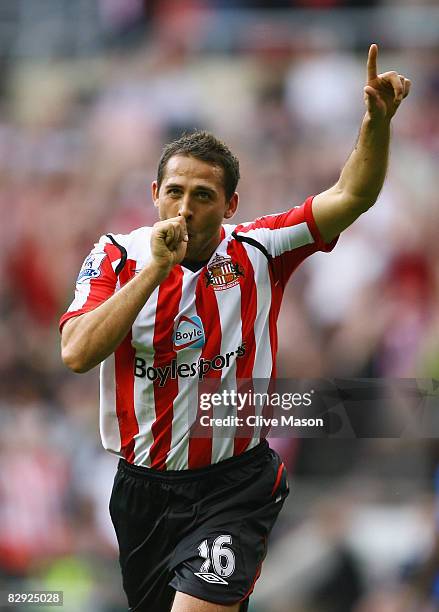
[
  {"xmin": 61, "ymin": 217, "xmax": 188, "ymax": 373},
  {"xmin": 313, "ymin": 44, "xmax": 411, "ymax": 243}
]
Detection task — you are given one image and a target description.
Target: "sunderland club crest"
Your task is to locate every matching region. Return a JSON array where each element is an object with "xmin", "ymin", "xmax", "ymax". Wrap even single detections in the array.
[{"xmin": 204, "ymin": 254, "xmax": 244, "ymax": 291}]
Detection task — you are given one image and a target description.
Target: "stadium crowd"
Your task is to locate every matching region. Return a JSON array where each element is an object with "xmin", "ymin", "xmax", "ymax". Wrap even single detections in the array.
[{"xmin": 0, "ymin": 2, "xmax": 438, "ymax": 610}]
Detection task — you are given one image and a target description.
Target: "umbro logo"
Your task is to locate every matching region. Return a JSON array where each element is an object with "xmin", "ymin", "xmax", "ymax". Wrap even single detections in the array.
[
  {"xmin": 195, "ymin": 535, "xmax": 235, "ymax": 587},
  {"xmin": 173, "ymin": 315, "xmax": 205, "ymax": 351},
  {"xmin": 193, "ymin": 572, "xmax": 228, "ymax": 585}
]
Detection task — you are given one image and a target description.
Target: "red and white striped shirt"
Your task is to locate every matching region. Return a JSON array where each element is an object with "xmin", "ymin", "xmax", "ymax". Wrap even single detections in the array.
[{"xmin": 60, "ymin": 196, "xmax": 336, "ymax": 470}]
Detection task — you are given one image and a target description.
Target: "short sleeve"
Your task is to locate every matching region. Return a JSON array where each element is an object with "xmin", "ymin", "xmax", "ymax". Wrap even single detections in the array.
[
  {"xmin": 59, "ymin": 235, "xmax": 118, "ymax": 331},
  {"xmin": 233, "ymin": 196, "xmax": 338, "ymax": 288}
]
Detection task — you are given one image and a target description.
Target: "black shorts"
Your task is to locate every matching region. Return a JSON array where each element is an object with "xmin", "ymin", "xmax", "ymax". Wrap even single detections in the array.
[{"xmin": 109, "ymin": 440, "xmax": 289, "ymax": 611}]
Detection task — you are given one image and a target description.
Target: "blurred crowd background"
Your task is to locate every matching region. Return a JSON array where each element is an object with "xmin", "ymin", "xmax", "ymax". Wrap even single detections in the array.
[{"xmin": 0, "ymin": 1, "xmax": 438, "ymax": 611}]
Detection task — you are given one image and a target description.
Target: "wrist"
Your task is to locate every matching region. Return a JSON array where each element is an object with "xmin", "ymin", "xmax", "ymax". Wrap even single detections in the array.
[
  {"xmin": 364, "ymin": 111, "xmax": 391, "ymax": 128},
  {"xmin": 143, "ymin": 259, "xmax": 172, "ymax": 283}
]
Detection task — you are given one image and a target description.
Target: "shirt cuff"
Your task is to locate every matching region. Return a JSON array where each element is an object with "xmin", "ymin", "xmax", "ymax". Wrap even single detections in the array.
[{"xmin": 304, "ymin": 195, "xmax": 338, "ymax": 252}]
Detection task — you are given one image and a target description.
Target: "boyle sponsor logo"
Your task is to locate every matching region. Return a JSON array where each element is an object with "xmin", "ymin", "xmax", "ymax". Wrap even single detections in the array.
[{"xmin": 173, "ymin": 315, "xmax": 205, "ymax": 351}]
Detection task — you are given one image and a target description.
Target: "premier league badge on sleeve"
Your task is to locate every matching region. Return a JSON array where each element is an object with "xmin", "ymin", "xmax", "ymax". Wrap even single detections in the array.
[{"xmin": 77, "ymin": 252, "xmax": 106, "ymax": 283}]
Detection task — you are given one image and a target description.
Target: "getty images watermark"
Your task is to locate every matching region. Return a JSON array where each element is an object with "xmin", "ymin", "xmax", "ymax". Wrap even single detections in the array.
[
  {"xmin": 198, "ymin": 388, "xmax": 321, "ymax": 429},
  {"xmin": 188, "ymin": 378, "xmax": 439, "ymax": 439}
]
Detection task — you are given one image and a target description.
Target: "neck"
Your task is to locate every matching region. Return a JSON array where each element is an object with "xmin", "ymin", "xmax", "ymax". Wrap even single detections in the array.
[{"xmin": 185, "ymin": 229, "xmax": 222, "ymax": 262}]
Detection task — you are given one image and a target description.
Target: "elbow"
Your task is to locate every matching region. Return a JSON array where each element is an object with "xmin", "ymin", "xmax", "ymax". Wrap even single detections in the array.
[
  {"xmin": 336, "ymin": 181, "xmax": 380, "ymax": 214},
  {"xmin": 61, "ymin": 345, "xmax": 92, "ymax": 374},
  {"xmin": 61, "ymin": 318, "xmax": 94, "ymax": 373},
  {"xmin": 342, "ymin": 190, "xmax": 378, "ymax": 215},
  {"xmin": 354, "ymin": 194, "xmax": 378, "ymax": 213}
]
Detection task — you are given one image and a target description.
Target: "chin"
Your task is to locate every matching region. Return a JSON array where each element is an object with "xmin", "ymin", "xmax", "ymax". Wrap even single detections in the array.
[
  {"xmin": 185, "ymin": 250, "xmax": 199, "ymax": 262},
  {"xmin": 185, "ymin": 247, "xmax": 204, "ymax": 263}
]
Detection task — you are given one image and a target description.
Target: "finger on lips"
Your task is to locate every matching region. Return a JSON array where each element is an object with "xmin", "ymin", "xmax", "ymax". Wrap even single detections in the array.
[
  {"xmin": 164, "ymin": 221, "xmax": 188, "ymax": 248},
  {"xmin": 177, "ymin": 217, "xmax": 189, "ymax": 241}
]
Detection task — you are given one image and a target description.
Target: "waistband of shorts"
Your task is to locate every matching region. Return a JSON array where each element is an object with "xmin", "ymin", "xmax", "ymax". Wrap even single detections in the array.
[{"xmin": 118, "ymin": 440, "xmax": 270, "ymax": 482}]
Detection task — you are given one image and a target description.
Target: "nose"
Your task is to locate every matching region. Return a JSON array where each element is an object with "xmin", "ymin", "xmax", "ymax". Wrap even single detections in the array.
[{"xmin": 178, "ymin": 195, "xmax": 193, "ymax": 220}]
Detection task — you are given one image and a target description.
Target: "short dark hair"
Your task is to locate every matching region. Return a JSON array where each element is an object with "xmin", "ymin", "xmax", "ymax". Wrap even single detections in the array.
[{"xmin": 157, "ymin": 130, "xmax": 240, "ymax": 201}]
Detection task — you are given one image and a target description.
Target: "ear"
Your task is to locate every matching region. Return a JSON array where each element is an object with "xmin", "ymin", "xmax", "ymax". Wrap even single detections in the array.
[
  {"xmin": 152, "ymin": 181, "xmax": 159, "ymax": 208},
  {"xmin": 224, "ymin": 192, "xmax": 239, "ymax": 219}
]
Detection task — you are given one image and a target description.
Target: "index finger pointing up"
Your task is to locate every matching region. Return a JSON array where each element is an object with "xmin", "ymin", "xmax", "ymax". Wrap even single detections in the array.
[{"xmin": 367, "ymin": 43, "xmax": 378, "ymax": 82}]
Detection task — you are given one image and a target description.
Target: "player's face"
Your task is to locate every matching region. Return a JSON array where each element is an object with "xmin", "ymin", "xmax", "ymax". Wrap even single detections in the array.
[{"xmin": 152, "ymin": 154, "xmax": 238, "ymax": 262}]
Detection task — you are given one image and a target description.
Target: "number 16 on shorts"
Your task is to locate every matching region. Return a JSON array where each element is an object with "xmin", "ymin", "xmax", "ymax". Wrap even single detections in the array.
[{"xmin": 194, "ymin": 535, "xmax": 236, "ymax": 585}]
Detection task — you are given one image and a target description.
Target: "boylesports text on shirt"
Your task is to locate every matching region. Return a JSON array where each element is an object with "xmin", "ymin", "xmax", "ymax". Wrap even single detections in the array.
[{"xmin": 134, "ymin": 344, "xmax": 246, "ymax": 387}]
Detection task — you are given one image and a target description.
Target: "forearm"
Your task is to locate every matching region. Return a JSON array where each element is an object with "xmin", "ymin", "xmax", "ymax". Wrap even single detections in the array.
[
  {"xmin": 337, "ymin": 112, "xmax": 391, "ymax": 210},
  {"xmin": 61, "ymin": 261, "xmax": 168, "ymax": 373}
]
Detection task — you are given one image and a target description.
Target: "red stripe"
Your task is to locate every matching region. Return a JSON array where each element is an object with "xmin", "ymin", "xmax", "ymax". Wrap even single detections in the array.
[
  {"xmin": 105, "ymin": 242, "xmax": 125, "ymax": 266},
  {"xmin": 240, "ymin": 535, "xmax": 267, "ymax": 602},
  {"xmin": 304, "ymin": 196, "xmax": 338, "ymax": 252},
  {"xmin": 271, "ymin": 244, "xmax": 319, "ymax": 290},
  {"xmin": 149, "ymin": 267, "xmax": 183, "ymax": 470},
  {"xmin": 188, "ymin": 272, "xmax": 222, "ymax": 469},
  {"xmin": 263, "ymin": 262, "xmax": 280, "ymax": 440},
  {"xmin": 229, "ymin": 240, "xmax": 256, "ymax": 376},
  {"xmin": 114, "ymin": 331, "xmax": 138, "ymax": 463},
  {"xmin": 234, "ymin": 201, "xmax": 307, "ymax": 234},
  {"xmin": 226, "ymin": 240, "xmax": 257, "ymax": 456},
  {"xmin": 270, "ymin": 462, "xmax": 285, "ymax": 497},
  {"xmin": 240, "ymin": 563, "xmax": 262, "ymax": 602},
  {"xmin": 267, "ymin": 262, "xmax": 281, "ymax": 378},
  {"xmin": 117, "ymin": 257, "xmax": 137, "ymax": 287}
]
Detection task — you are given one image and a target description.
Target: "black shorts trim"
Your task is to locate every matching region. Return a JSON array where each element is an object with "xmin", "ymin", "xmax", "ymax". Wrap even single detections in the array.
[{"xmin": 117, "ymin": 439, "xmax": 269, "ymax": 482}]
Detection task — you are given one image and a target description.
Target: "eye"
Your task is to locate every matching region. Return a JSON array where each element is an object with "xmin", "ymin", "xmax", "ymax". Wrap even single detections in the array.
[
  {"xmin": 167, "ymin": 188, "xmax": 181, "ymax": 197},
  {"xmin": 197, "ymin": 191, "xmax": 211, "ymax": 200}
]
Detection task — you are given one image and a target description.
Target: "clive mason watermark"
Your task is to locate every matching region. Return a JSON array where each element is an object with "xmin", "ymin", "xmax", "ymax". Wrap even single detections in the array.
[{"xmin": 188, "ymin": 378, "xmax": 439, "ymax": 439}]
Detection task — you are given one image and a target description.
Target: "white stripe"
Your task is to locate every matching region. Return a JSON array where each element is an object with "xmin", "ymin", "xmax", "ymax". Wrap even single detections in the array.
[
  {"xmin": 99, "ymin": 354, "xmax": 122, "ymax": 454},
  {"xmin": 166, "ymin": 268, "xmax": 203, "ymax": 470},
  {"xmin": 210, "ymin": 240, "xmax": 243, "ymax": 463},
  {"xmin": 110, "ymin": 258, "xmax": 121, "ymax": 273},
  {"xmin": 68, "ymin": 265, "xmax": 98, "ymax": 312},
  {"xmin": 130, "ymin": 285, "xmax": 160, "ymax": 467},
  {"xmin": 122, "ymin": 227, "xmax": 152, "ymax": 262},
  {"xmin": 242, "ymin": 242, "xmax": 274, "ymax": 447},
  {"xmin": 222, "ymin": 223, "xmax": 237, "ymax": 238},
  {"xmin": 243, "ymin": 243, "xmax": 274, "ymax": 379},
  {"xmin": 67, "ymin": 283, "xmax": 91, "ymax": 312},
  {"xmin": 237, "ymin": 223, "xmax": 314, "ymax": 257}
]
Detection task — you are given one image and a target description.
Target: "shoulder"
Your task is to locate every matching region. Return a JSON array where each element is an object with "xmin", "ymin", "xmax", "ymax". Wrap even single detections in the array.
[
  {"xmin": 104, "ymin": 225, "xmax": 152, "ymax": 245},
  {"xmin": 227, "ymin": 198, "xmax": 335, "ymax": 256},
  {"xmin": 233, "ymin": 201, "xmax": 310, "ymax": 235},
  {"xmin": 85, "ymin": 226, "xmax": 153, "ymax": 276},
  {"xmin": 222, "ymin": 223, "xmax": 238, "ymax": 239},
  {"xmin": 103, "ymin": 226, "xmax": 152, "ymax": 256}
]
